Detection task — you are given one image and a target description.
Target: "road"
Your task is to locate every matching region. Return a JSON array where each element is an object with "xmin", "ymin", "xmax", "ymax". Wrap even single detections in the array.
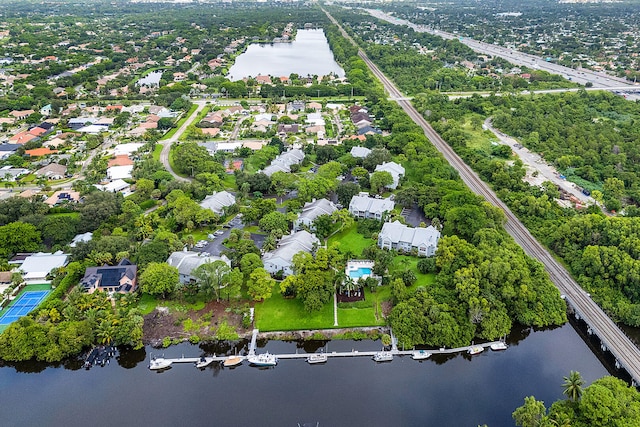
[
  {"xmin": 325, "ymin": 8, "xmax": 640, "ymax": 385},
  {"xmin": 159, "ymin": 100, "xmax": 208, "ymax": 182},
  {"xmin": 366, "ymin": 9, "xmax": 637, "ymax": 90}
]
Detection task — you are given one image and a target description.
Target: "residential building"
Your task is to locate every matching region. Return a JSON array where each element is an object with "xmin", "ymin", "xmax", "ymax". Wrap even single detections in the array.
[
  {"xmin": 349, "ymin": 193, "xmax": 395, "ymax": 220},
  {"xmin": 262, "ymin": 148, "xmax": 305, "ymax": 177},
  {"xmin": 19, "ymin": 251, "xmax": 69, "ymax": 283},
  {"xmin": 95, "ymin": 179, "xmax": 131, "ymax": 196},
  {"xmin": 69, "ymin": 232, "xmax": 93, "ymax": 248},
  {"xmin": 107, "ymin": 165, "xmax": 134, "ymax": 180},
  {"xmin": 374, "ymin": 161, "xmax": 405, "ymax": 189},
  {"xmin": 200, "ymin": 190, "xmax": 236, "ymax": 216},
  {"xmin": 44, "ymin": 190, "xmax": 81, "ymax": 207},
  {"xmin": 0, "ymin": 166, "xmax": 28, "ymax": 181},
  {"xmin": 350, "ymin": 146, "xmax": 371, "ymax": 159},
  {"xmin": 293, "ymin": 198, "xmax": 337, "ymax": 232},
  {"xmin": 35, "ymin": 163, "xmax": 67, "ymax": 180},
  {"xmin": 167, "ymin": 251, "xmax": 231, "ymax": 284},
  {"xmin": 262, "ymin": 230, "xmax": 320, "ymax": 277},
  {"xmin": 80, "ymin": 258, "xmax": 137, "ymax": 294},
  {"xmin": 377, "ymin": 220, "xmax": 441, "ymax": 257}
]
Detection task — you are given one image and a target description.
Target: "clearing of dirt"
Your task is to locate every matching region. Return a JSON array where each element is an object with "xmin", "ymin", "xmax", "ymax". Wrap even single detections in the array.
[{"xmin": 143, "ymin": 300, "xmax": 250, "ymax": 347}]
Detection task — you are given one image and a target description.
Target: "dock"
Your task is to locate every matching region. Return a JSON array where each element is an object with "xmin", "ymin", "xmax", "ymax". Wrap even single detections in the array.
[{"xmin": 149, "ymin": 329, "xmax": 507, "ymax": 370}]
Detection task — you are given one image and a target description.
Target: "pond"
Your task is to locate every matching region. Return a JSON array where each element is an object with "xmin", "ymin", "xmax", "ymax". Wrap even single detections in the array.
[{"xmin": 228, "ymin": 29, "xmax": 345, "ymax": 81}]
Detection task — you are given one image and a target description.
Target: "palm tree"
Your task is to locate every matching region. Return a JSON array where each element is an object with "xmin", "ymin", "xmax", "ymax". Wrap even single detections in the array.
[
  {"xmin": 562, "ymin": 370, "xmax": 584, "ymax": 402},
  {"xmin": 96, "ymin": 320, "xmax": 116, "ymax": 345}
]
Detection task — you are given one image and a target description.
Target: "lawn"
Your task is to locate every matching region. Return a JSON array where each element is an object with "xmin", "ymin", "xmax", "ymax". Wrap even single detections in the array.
[
  {"xmin": 461, "ymin": 117, "xmax": 498, "ymax": 152},
  {"xmin": 48, "ymin": 212, "xmax": 80, "ymax": 219},
  {"xmin": 328, "ymin": 225, "xmax": 375, "ymax": 257},
  {"xmin": 254, "ymin": 284, "xmax": 335, "ymax": 331},
  {"xmin": 389, "ymin": 255, "xmax": 436, "ymax": 288},
  {"xmin": 152, "ymin": 143, "xmax": 162, "ymax": 161},
  {"xmin": 137, "ymin": 293, "xmax": 207, "ymax": 316}
]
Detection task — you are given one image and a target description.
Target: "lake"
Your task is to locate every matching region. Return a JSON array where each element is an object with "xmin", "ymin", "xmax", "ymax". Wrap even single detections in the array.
[
  {"xmin": 0, "ymin": 320, "xmax": 614, "ymax": 427},
  {"xmin": 227, "ymin": 29, "xmax": 345, "ymax": 81}
]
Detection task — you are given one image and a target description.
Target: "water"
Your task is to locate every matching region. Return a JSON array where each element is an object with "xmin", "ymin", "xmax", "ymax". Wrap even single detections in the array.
[
  {"xmin": 348, "ymin": 267, "xmax": 372, "ymax": 279},
  {"xmin": 0, "ymin": 322, "xmax": 611, "ymax": 427},
  {"xmin": 227, "ymin": 29, "xmax": 345, "ymax": 81}
]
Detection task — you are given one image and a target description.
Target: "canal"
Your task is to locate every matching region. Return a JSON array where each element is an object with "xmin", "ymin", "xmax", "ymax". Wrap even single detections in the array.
[{"xmin": 1, "ymin": 322, "xmax": 610, "ymax": 426}]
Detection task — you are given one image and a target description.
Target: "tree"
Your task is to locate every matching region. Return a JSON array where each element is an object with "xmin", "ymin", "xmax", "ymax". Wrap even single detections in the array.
[
  {"xmin": 562, "ymin": 371, "xmax": 584, "ymax": 402},
  {"xmin": 0, "ymin": 222, "xmax": 41, "ymax": 259},
  {"xmin": 258, "ymin": 211, "xmax": 289, "ymax": 234},
  {"xmin": 312, "ymin": 214, "xmax": 333, "ymax": 239},
  {"xmin": 513, "ymin": 396, "xmax": 547, "ymax": 427},
  {"xmin": 139, "ymin": 262, "xmax": 179, "ymax": 298},
  {"xmin": 247, "ymin": 268, "xmax": 274, "ymax": 301},
  {"xmin": 192, "ymin": 260, "xmax": 231, "ymax": 302},
  {"xmin": 240, "ymin": 253, "xmax": 263, "ymax": 279},
  {"xmin": 370, "ymin": 171, "xmax": 394, "ymax": 194},
  {"xmin": 336, "ymin": 182, "xmax": 361, "ymax": 207}
]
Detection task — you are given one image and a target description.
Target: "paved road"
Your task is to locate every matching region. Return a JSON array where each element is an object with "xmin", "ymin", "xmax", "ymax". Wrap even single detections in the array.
[
  {"xmin": 159, "ymin": 100, "xmax": 208, "ymax": 182},
  {"xmin": 366, "ymin": 9, "xmax": 638, "ymax": 90},
  {"xmin": 325, "ymin": 8, "xmax": 640, "ymax": 385}
]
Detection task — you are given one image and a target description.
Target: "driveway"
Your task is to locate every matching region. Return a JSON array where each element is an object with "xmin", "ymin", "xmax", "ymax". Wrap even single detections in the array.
[{"xmin": 196, "ymin": 215, "xmax": 266, "ymax": 256}]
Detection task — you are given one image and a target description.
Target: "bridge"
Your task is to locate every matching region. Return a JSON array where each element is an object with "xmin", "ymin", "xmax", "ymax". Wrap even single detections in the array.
[{"xmin": 324, "ymin": 9, "xmax": 640, "ymax": 386}]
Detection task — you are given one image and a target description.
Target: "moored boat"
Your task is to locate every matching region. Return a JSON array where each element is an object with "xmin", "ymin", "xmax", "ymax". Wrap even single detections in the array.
[
  {"xmin": 411, "ymin": 350, "xmax": 431, "ymax": 360},
  {"xmin": 307, "ymin": 353, "xmax": 328, "ymax": 364},
  {"xmin": 223, "ymin": 356, "xmax": 243, "ymax": 367},
  {"xmin": 467, "ymin": 346, "xmax": 484, "ymax": 355},
  {"xmin": 149, "ymin": 357, "xmax": 172, "ymax": 370},
  {"xmin": 248, "ymin": 352, "xmax": 277, "ymax": 367},
  {"xmin": 490, "ymin": 341, "xmax": 508, "ymax": 351},
  {"xmin": 195, "ymin": 356, "xmax": 215, "ymax": 368},
  {"xmin": 372, "ymin": 351, "xmax": 393, "ymax": 362}
]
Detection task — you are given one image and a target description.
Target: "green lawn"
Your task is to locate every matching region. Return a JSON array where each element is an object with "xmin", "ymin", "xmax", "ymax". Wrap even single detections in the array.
[
  {"xmin": 328, "ymin": 225, "xmax": 375, "ymax": 257},
  {"xmin": 460, "ymin": 117, "xmax": 497, "ymax": 152},
  {"xmin": 389, "ymin": 256, "xmax": 436, "ymax": 288},
  {"xmin": 255, "ymin": 284, "xmax": 335, "ymax": 331},
  {"xmin": 152, "ymin": 143, "xmax": 162, "ymax": 161},
  {"xmin": 48, "ymin": 212, "xmax": 80, "ymax": 219},
  {"xmin": 137, "ymin": 293, "xmax": 207, "ymax": 316}
]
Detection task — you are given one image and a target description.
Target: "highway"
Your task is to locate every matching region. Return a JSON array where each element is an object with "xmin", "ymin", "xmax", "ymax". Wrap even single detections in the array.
[
  {"xmin": 366, "ymin": 9, "xmax": 637, "ymax": 90},
  {"xmin": 325, "ymin": 9, "xmax": 640, "ymax": 385}
]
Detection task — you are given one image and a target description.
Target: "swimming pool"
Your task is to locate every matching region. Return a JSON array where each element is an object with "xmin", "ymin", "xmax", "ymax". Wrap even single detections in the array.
[{"xmin": 349, "ymin": 267, "xmax": 372, "ymax": 279}]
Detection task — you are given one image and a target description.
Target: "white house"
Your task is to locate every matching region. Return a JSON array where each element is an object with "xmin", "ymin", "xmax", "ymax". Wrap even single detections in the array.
[
  {"xmin": 69, "ymin": 232, "xmax": 93, "ymax": 248},
  {"xmin": 377, "ymin": 220, "xmax": 440, "ymax": 257},
  {"xmin": 19, "ymin": 251, "xmax": 69, "ymax": 283},
  {"xmin": 262, "ymin": 148, "xmax": 305, "ymax": 177},
  {"xmin": 348, "ymin": 193, "xmax": 395, "ymax": 220},
  {"xmin": 262, "ymin": 230, "xmax": 319, "ymax": 277},
  {"xmin": 293, "ymin": 198, "xmax": 338, "ymax": 232},
  {"xmin": 167, "ymin": 251, "xmax": 231, "ymax": 284},
  {"xmin": 200, "ymin": 190, "xmax": 236, "ymax": 216},
  {"xmin": 374, "ymin": 161, "xmax": 405, "ymax": 189},
  {"xmin": 95, "ymin": 179, "xmax": 132, "ymax": 196},
  {"xmin": 113, "ymin": 143, "xmax": 144, "ymax": 157},
  {"xmin": 350, "ymin": 146, "xmax": 371, "ymax": 159},
  {"xmin": 106, "ymin": 165, "xmax": 133, "ymax": 180}
]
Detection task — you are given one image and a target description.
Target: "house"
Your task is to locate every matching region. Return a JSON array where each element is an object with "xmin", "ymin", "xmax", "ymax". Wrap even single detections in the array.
[
  {"xmin": 277, "ymin": 124, "xmax": 299, "ymax": 134},
  {"xmin": 69, "ymin": 232, "xmax": 93, "ymax": 248},
  {"xmin": 349, "ymin": 193, "xmax": 395, "ymax": 220},
  {"xmin": 255, "ymin": 75, "xmax": 272, "ymax": 85},
  {"xmin": 0, "ymin": 271, "xmax": 11, "ymax": 288},
  {"xmin": 167, "ymin": 251, "xmax": 231, "ymax": 284},
  {"xmin": 107, "ymin": 165, "xmax": 134, "ymax": 180},
  {"xmin": 68, "ymin": 117, "xmax": 95, "ymax": 130},
  {"xmin": 25, "ymin": 147, "xmax": 57, "ymax": 157},
  {"xmin": 374, "ymin": 162, "xmax": 405, "ymax": 189},
  {"xmin": 350, "ymin": 146, "xmax": 371, "ymax": 159},
  {"xmin": 9, "ymin": 109, "xmax": 35, "ymax": 121},
  {"xmin": 262, "ymin": 230, "xmax": 320, "ymax": 277},
  {"xmin": 113, "ymin": 143, "xmax": 144, "ymax": 156},
  {"xmin": 0, "ymin": 143, "xmax": 20, "ymax": 159},
  {"xmin": 19, "ymin": 251, "xmax": 69, "ymax": 283},
  {"xmin": 95, "ymin": 179, "xmax": 131, "ymax": 196},
  {"xmin": 357, "ymin": 125, "xmax": 382, "ymax": 136},
  {"xmin": 293, "ymin": 198, "xmax": 338, "ymax": 232},
  {"xmin": 0, "ymin": 166, "xmax": 28, "ymax": 181},
  {"xmin": 80, "ymin": 258, "xmax": 137, "ymax": 294},
  {"xmin": 200, "ymin": 190, "xmax": 236, "ymax": 215},
  {"xmin": 287, "ymin": 100, "xmax": 305, "ymax": 113},
  {"xmin": 108, "ymin": 155, "xmax": 134, "ymax": 167},
  {"xmin": 262, "ymin": 148, "xmax": 305, "ymax": 177},
  {"xmin": 35, "ymin": 163, "xmax": 67, "ymax": 180},
  {"xmin": 45, "ymin": 190, "xmax": 81, "ymax": 207},
  {"xmin": 377, "ymin": 220, "xmax": 440, "ymax": 257}
]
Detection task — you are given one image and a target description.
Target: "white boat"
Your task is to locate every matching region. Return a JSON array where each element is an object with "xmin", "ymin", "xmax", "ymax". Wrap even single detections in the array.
[
  {"xmin": 223, "ymin": 356, "xmax": 243, "ymax": 367},
  {"xmin": 490, "ymin": 341, "xmax": 508, "ymax": 351},
  {"xmin": 194, "ymin": 356, "xmax": 215, "ymax": 368},
  {"xmin": 307, "ymin": 353, "xmax": 328, "ymax": 364},
  {"xmin": 467, "ymin": 346, "xmax": 484, "ymax": 355},
  {"xmin": 411, "ymin": 350, "xmax": 432, "ymax": 360},
  {"xmin": 149, "ymin": 357, "xmax": 172, "ymax": 370},
  {"xmin": 372, "ymin": 351, "xmax": 393, "ymax": 362},
  {"xmin": 248, "ymin": 352, "xmax": 277, "ymax": 367}
]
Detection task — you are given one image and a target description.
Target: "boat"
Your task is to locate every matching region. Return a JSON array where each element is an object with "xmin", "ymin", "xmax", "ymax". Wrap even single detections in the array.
[
  {"xmin": 223, "ymin": 356, "xmax": 243, "ymax": 367},
  {"xmin": 149, "ymin": 357, "xmax": 173, "ymax": 370},
  {"xmin": 247, "ymin": 352, "xmax": 277, "ymax": 367},
  {"xmin": 411, "ymin": 350, "xmax": 432, "ymax": 360},
  {"xmin": 490, "ymin": 341, "xmax": 508, "ymax": 351},
  {"xmin": 467, "ymin": 346, "xmax": 484, "ymax": 355},
  {"xmin": 195, "ymin": 356, "xmax": 215, "ymax": 368},
  {"xmin": 372, "ymin": 351, "xmax": 393, "ymax": 362},
  {"xmin": 306, "ymin": 353, "xmax": 328, "ymax": 364}
]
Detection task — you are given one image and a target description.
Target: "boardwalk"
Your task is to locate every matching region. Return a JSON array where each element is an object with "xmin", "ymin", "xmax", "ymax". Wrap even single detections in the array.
[{"xmin": 323, "ymin": 9, "xmax": 640, "ymax": 386}]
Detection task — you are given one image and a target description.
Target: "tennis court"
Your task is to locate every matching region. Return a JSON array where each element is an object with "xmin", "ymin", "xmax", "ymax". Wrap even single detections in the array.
[{"xmin": 0, "ymin": 290, "xmax": 50, "ymax": 325}]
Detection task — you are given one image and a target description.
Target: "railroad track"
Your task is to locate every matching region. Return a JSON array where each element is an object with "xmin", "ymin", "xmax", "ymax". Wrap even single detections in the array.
[{"xmin": 324, "ymin": 8, "xmax": 640, "ymax": 384}]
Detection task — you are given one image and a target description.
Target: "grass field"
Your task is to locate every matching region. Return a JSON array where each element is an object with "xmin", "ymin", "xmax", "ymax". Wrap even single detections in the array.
[
  {"xmin": 152, "ymin": 143, "xmax": 162, "ymax": 161},
  {"xmin": 328, "ymin": 225, "xmax": 375, "ymax": 257},
  {"xmin": 137, "ymin": 293, "xmax": 207, "ymax": 316}
]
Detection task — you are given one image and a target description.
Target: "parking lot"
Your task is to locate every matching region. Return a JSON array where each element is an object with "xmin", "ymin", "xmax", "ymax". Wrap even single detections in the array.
[{"xmin": 194, "ymin": 215, "xmax": 267, "ymax": 256}]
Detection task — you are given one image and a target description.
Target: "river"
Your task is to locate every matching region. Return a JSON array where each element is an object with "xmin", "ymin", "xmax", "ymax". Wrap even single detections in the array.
[
  {"xmin": 0, "ymin": 320, "xmax": 612, "ymax": 427},
  {"xmin": 227, "ymin": 29, "xmax": 345, "ymax": 81}
]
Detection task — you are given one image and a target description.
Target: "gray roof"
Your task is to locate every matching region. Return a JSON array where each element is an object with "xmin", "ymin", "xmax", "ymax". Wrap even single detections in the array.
[
  {"xmin": 36, "ymin": 163, "xmax": 66, "ymax": 178},
  {"xmin": 262, "ymin": 148, "xmax": 305, "ymax": 177},
  {"xmin": 375, "ymin": 161, "xmax": 405, "ymax": 177},
  {"xmin": 20, "ymin": 251, "xmax": 69, "ymax": 279},
  {"xmin": 349, "ymin": 194, "xmax": 395, "ymax": 215},
  {"xmin": 262, "ymin": 230, "xmax": 319, "ymax": 265},
  {"xmin": 70, "ymin": 232, "xmax": 93, "ymax": 248},
  {"xmin": 200, "ymin": 191, "xmax": 236, "ymax": 215},
  {"xmin": 379, "ymin": 220, "xmax": 440, "ymax": 247},
  {"xmin": 167, "ymin": 251, "xmax": 231, "ymax": 277},
  {"xmin": 298, "ymin": 198, "xmax": 337, "ymax": 223},
  {"xmin": 350, "ymin": 146, "xmax": 371, "ymax": 159}
]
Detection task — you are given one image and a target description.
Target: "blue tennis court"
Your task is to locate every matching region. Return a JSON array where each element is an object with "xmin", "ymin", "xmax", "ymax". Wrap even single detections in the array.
[{"xmin": 0, "ymin": 290, "xmax": 50, "ymax": 325}]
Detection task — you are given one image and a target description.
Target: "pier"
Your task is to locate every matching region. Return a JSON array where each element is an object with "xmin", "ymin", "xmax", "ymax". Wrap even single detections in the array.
[{"xmin": 149, "ymin": 329, "xmax": 507, "ymax": 370}]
